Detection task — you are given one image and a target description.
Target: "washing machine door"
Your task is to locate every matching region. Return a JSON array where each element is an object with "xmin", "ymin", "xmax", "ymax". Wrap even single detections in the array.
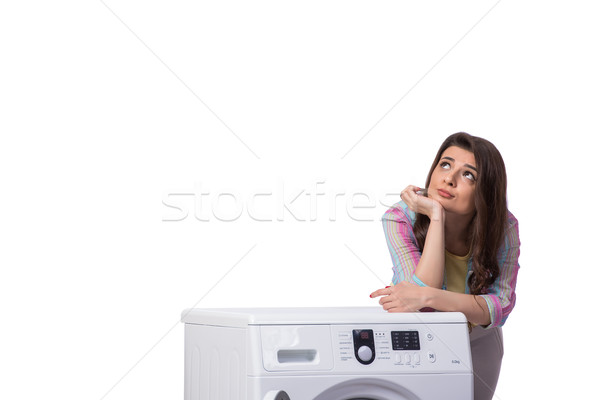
[{"xmin": 311, "ymin": 378, "xmax": 420, "ymax": 400}]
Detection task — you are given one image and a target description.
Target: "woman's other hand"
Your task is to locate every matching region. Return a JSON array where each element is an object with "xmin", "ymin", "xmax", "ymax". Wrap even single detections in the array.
[
  {"xmin": 370, "ymin": 281, "xmax": 431, "ymax": 312},
  {"xmin": 400, "ymin": 185, "xmax": 444, "ymax": 221}
]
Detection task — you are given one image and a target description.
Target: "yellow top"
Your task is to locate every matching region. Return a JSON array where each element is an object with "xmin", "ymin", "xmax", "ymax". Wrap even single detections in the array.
[{"xmin": 445, "ymin": 249, "xmax": 470, "ymax": 293}]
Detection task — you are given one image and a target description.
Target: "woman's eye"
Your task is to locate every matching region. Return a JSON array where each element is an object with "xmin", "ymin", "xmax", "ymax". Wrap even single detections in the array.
[
  {"xmin": 464, "ymin": 171, "xmax": 475, "ymax": 181},
  {"xmin": 440, "ymin": 162, "xmax": 450, "ymax": 169}
]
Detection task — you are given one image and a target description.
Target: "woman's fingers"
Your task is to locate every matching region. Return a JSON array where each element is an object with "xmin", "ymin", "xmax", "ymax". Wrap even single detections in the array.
[
  {"xmin": 400, "ymin": 185, "xmax": 427, "ymax": 215},
  {"xmin": 400, "ymin": 184, "xmax": 444, "ymax": 220},
  {"xmin": 400, "ymin": 185, "xmax": 421, "ymax": 205},
  {"xmin": 371, "ymin": 287, "xmax": 399, "ymax": 310},
  {"xmin": 379, "ymin": 294, "xmax": 394, "ymax": 305},
  {"xmin": 369, "ymin": 285, "xmax": 392, "ymax": 298},
  {"xmin": 372, "ymin": 281, "xmax": 424, "ymax": 312},
  {"xmin": 385, "ymin": 305, "xmax": 407, "ymax": 312},
  {"xmin": 381, "ymin": 296, "xmax": 409, "ymax": 312}
]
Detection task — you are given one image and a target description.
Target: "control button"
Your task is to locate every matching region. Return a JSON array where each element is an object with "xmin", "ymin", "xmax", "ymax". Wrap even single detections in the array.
[
  {"xmin": 357, "ymin": 345, "xmax": 373, "ymax": 362},
  {"xmin": 395, "ymin": 353, "xmax": 403, "ymax": 364},
  {"xmin": 426, "ymin": 333, "xmax": 434, "ymax": 341},
  {"xmin": 427, "ymin": 351, "xmax": 436, "ymax": 363},
  {"xmin": 404, "ymin": 354, "xmax": 411, "ymax": 365},
  {"xmin": 414, "ymin": 353, "xmax": 420, "ymax": 365}
]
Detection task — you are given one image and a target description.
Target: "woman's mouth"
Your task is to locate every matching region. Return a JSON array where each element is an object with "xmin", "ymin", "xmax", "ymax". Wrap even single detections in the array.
[{"xmin": 437, "ymin": 189, "xmax": 454, "ymax": 199}]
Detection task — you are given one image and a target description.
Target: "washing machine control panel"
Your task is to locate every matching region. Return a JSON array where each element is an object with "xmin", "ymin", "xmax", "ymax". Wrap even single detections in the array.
[{"xmin": 333, "ymin": 323, "xmax": 471, "ymax": 373}]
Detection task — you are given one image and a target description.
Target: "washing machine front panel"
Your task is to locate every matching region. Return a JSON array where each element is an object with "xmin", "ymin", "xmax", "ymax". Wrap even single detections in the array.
[
  {"xmin": 183, "ymin": 308, "xmax": 473, "ymax": 400},
  {"xmin": 255, "ymin": 322, "xmax": 471, "ymax": 375}
]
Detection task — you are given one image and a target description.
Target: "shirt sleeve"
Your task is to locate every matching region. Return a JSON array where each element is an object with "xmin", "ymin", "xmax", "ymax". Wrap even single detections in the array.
[
  {"xmin": 382, "ymin": 202, "xmax": 428, "ymax": 287},
  {"xmin": 479, "ymin": 212, "xmax": 521, "ymax": 329}
]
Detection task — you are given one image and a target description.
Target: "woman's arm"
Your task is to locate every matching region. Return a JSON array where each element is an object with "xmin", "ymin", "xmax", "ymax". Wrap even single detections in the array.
[
  {"xmin": 425, "ymin": 287, "xmax": 491, "ymax": 326},
  {"xmin": 370, "ymin": 281, "xmax": 491, "ymax": 326},
  {"xmin": 400, "ymin": 187, "xmax": 445, "ymax": 288},
  {"xmin": 412, "ymin": 209, "xmax": 445, "ymax": 288}
]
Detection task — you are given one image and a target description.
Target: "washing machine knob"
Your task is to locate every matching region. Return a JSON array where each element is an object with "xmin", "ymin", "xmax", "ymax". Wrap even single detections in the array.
[
  {"xmin": 263, "ymin": 390, "xmax": 290, "ymax": 400},
  {"xmin": 357, "ymin": 345, "xmax": 373, "ymax": 362},
  {"xmin": 353, "ymin": 329, "xmax": 375, "ymax": 364}
]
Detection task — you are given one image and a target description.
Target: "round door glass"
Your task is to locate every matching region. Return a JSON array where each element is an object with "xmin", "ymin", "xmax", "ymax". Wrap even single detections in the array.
[{"xmin": 312, "ymin": 378, "xmax": 419, "ymax": 400}]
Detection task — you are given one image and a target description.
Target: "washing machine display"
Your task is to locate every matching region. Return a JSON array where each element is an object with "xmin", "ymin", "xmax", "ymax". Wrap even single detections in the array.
[{"xmin": 391, "ymin": 331, "xmax": 420, "ymax": 351}]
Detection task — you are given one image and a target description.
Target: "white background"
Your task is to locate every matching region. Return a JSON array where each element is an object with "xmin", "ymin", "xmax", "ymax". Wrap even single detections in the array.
[{"xmin": 1, "ymin": 1, "xmax": 599, "ymax": 399}]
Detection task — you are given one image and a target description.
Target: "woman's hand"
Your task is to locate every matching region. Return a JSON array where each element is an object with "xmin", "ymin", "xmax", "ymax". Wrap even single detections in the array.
[
  {"xmin": 370, "ymin": 281, "xmax": 431, "ymax": 312},
  {"xmin": 400, "ymin": 185, "xmax": 444, "ymax": 221}
]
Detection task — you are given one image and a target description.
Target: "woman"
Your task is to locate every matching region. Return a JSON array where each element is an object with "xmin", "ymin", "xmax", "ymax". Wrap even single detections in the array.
[{"xmin": 370, "ymin": 132, "xmax": 520, "ymax": 400}]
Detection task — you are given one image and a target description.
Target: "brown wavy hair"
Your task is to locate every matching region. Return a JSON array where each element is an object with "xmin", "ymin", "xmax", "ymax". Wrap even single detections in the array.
[{"xmin": 413, "ymin": 132, "xmax": 508, "ymax": 295}]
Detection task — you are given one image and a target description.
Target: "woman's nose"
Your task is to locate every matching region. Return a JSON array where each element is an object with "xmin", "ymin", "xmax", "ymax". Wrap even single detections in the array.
[{"xmin": 444, "ymin": 173, "xmax": 455, "ymax": 186}]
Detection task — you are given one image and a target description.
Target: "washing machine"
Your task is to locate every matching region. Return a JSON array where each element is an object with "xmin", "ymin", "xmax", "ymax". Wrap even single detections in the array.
[{"xmin": 181, "ymin": 307, "xmax": 473, "ymax": 400}]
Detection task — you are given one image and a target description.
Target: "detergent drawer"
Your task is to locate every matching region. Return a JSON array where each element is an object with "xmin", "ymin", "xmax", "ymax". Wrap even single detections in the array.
[{"xmin": 260, "ymin": 325, "xmax": 334, "ymax": 372}]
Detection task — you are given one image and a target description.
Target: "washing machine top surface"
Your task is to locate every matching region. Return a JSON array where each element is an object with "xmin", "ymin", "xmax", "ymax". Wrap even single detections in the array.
[{"xmin": 181, "ymin": 307, "xmax": 467, "ymax": 327}]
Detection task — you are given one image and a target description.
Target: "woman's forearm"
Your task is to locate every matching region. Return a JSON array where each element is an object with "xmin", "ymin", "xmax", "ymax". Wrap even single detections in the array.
[
  {"xmin": 424, "ymin": 287, "xmax": 491, "ymax": 326},
  {"xmin": 413, "ymin": 209, "xmax": 445, "ymax": 288}
]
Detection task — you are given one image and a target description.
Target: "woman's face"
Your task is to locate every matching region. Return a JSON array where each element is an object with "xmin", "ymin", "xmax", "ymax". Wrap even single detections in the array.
[{"xmin": 428, "ymin": 146, "xmax": 478, "ymax": 216}]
